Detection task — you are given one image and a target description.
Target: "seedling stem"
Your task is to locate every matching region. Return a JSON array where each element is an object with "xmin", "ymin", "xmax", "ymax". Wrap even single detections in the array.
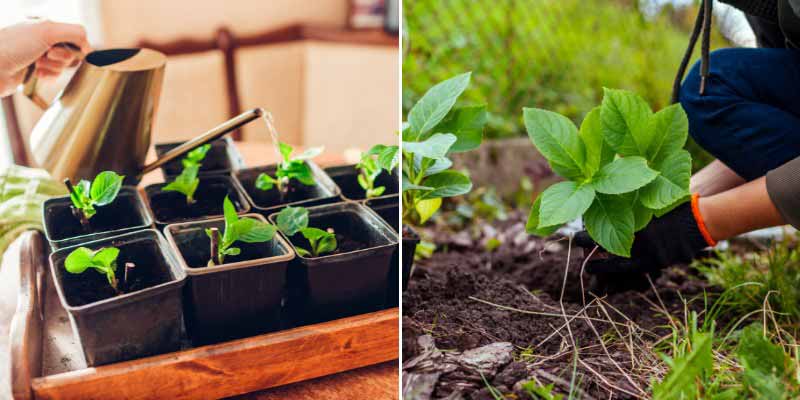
[
  {"xmin": 209, "ymin": 227, "xmax": 220, "ymax": 265},
  {"xmin": 63, "ymin": 178, "xmax": 90, "ymax": 230}
]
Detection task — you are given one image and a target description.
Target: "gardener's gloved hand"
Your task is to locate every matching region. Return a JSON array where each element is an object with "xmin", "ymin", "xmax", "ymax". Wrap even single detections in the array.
[
  {"xmin": 0, "ymin": 19, "xmax": 90, "ymax": 97},
  {"xmin": 574, "ymin": 194, "xmax": 715, "ymax": 279}
]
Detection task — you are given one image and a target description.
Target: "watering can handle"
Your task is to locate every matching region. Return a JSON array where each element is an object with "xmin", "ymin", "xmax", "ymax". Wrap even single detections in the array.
[
  {"xmin": 136, "ymin": 108, "xmax": 265, "ymax": 180},
  {"xmin": 22, "ymin": 42, "xmax": 84, "ymax": 110}
]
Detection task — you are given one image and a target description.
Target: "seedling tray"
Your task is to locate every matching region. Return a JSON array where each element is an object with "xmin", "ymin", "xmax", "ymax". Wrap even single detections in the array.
[{"xmin": 9, "ymin": 231, "xmax": 398, "ymax": 400}]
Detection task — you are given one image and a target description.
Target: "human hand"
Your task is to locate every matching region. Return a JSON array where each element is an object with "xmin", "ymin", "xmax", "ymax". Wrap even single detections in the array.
[
  {"xmin": 574, "ymin": 196, "xmax": 713, "ymax": 275},
  {"xmin": 0, "ymin": 19, "xmax": 90, "ymax": 97}
]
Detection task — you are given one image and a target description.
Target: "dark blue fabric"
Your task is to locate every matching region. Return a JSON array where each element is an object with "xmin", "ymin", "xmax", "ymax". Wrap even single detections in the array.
[{"xmin": 679, "ymin": 47, "xmax": 800, "ymax": 180}]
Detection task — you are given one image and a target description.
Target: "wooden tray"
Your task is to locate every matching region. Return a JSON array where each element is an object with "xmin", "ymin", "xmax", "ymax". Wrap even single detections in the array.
[{"xmin": 10, "ymin": 231, "xmax": 399, "ymax": 400}]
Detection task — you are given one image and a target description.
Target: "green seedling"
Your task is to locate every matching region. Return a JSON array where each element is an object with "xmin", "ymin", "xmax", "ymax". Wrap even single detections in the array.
[
  {"xmin": 255, "ymin": 142, "xmax": 323, "ymax": 196},
  {"xmin": 182, "ymin": 143, "xmax": 211, "ymax": 168},
  {"xmin": 357, "ymin": 143, "xmax": 399, "ymax": 199},
  {"xmin": 401, "ymin": 72, "xmax": 487, "ymax": 226},
  {"xmin": 275, "ymin": 206, "xmax": 337, "ymax": 257},
  {"xmin": 63, "ymin": 171, "xmax": 124, "ymax": 229},
  {"xmin": 205, "ymin": 196, "xmax": 277, "ymax": 265},
  {"xmin": 64, "ymin": 246, "xmax": 135, "ymax": 294},
  {"xmin": 524, "ymin": 88, "xmax": 692, "ymax": 257},
  {"xmin": 162, "ymin": 164, "xmax": 200, "ymax": 205}
]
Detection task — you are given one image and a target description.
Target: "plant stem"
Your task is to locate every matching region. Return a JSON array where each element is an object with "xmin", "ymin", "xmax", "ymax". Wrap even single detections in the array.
[
  {"xmin": 209, "ymin": 227, "xmax": 220, "ymax": 265},
  {"xmin": 123, "ymin": 262, "xmax": 135, "ymax": 292},
  {"xmin": 63, "ymin": 178, "xmax": 90, "ymax": 231}
]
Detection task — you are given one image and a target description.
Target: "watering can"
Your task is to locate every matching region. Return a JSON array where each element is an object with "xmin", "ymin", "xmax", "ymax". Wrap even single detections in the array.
[{"xmin": 22, "ymin": 45, "xmax": 263, "ymax": 184}]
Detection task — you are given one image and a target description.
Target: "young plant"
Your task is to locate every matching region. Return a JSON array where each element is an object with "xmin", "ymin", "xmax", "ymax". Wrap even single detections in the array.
[
  {"xmin": 63, "ymin": 171, "xmax": 124, "ymax": 228},
  {"xmin": 274, "ymin": 206, "xmax": 338, "ymax": 257},
  {"xmin": 205, "ymin": 196, "xmax": 277, "ymax": 265},
  {"xmin": 162, "ymin": 164, "xmax": 200, "ymax": 205},
  {"xmin": 357, "ymin": 143, "xmax": 399, "ymax": 199},
  {"xmin": 401, "ymin": 72, "xmax": 487, "ymax": 226},
  {"xmin": 182, "ymin": 143, "xmax": 211, "ymax": 168},
  {"xmin": 524, "ymin": 88, "xmax": 692, "ymax": 257},
  {"xmin": 64, "ymin": 246, "xmax": 135, "ymax": 294},
  {"xmin": 255, "ymin": 142, "xmax": 323, "ymax": 195}
]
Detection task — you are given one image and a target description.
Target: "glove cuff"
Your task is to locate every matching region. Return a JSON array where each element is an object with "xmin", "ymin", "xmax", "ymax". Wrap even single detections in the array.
[{"xmin": 690, "ymin": 193, "xmax": 716, "ymax": 246}]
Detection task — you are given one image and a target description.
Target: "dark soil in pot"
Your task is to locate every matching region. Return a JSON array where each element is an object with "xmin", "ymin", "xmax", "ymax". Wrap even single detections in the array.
[
  {"xmin": 324, "ymin": 164, "xmax": 398, "ymax": 201},
  {"xmin": 43, "ymin": 188, "xmax": 152, "ymax": 248},
  {"xmin": 236, "ymin": 163, "xmax": 339, "ymax": 213},
  {"xmin": 155, "ymin": 139, "xmax": 233, "ymax": 177},
  {"xmin": 165, "ymin": 216, "xmax": 293, "ymax": 345},
  {"xmin": 402, "ymin": 210, "xmax": 715, "ymax": 399},
  {"xmin": 50, "ymin": 230, "xmax": 185, "ymax": 366},
  {"xmin": 271, "ymin": 203, "xmax": 395, "ymax": 325},
  {"xmin": 145, "ymin": 175, "xmax": 249, "ymax": 226},
  {"xmin": 60, "ymin": 240, "xmax": 174, "ymax": 306}
]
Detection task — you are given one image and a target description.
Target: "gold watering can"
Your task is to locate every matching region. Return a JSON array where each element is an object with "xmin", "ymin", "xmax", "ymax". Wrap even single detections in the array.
[{"xmin": 22, "ymin": 45, "xmax": 263, "ymax": 184}]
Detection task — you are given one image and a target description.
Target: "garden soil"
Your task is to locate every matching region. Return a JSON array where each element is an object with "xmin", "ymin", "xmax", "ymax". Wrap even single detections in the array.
[{"xmin": 403, "ymin": 210, "xmax": 714, "ymax": 400}]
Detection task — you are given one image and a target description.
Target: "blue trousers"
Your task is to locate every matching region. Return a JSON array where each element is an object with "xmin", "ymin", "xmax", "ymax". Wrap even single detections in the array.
[{"xmin": 680, "ymin": 47, "xmax": 800, "ymax": 181}]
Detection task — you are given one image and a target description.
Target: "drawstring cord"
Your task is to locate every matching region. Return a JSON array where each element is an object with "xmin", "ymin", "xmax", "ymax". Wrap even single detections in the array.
[{"xmin": 671, "ymin": 0, "xmax": 713, "ymax": 104}]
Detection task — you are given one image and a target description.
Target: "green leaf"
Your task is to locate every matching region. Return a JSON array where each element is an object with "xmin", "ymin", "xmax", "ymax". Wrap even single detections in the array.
[
  {"xmin": 238, "ymin": 220, "xmax": 277, "ymax": 243},
  {"xmin": 423, "ymin": 157, "xmax": 452, "ymax": 177},
  {"xmin": 376, "ymin": 145, "xmax": 399, "ymax": 171},
  {"xmin": 255, "ymin": 173, "xmax": 277, "ymax": 191},
  {"xmin": 222, "ymin": 247, "xmax": 241, "ymax": 256},
  {"xmin": 407, "ymin": 72, "xmax": 471, "ymax": 137},
  {"xmin": 538, "ymin": 181, "xmax": 595, "ymax": 228},
  {"xmin": 738, "ymin": 324, "xmax": 788, "ymax": 378},
  {"xmin": 632, "ymin": 196, "xmax": 654, "ymax": 232},
  {"xmin": 162, "ymin": 164, "xmax": 200, "ymax": 202},
  {"xmin": 416, "ymin": 198, "xmax": 441, "ymax": 224},
  {"xmin": 277, "ymin": 161, "xmax": 315, "ymax": 186},
  {"xmin": 591, "ymin": 156, "xmax": 658, "ymax": 194},
  {"xmin": 584, "ymin": 194, "xmax": 635, "ymax": 257},
  {"xmin": 578, "ymin": 106, "xmax": 613, "ymax": 176},
  {"xmin": 600, "ymin": 88, "xmax": 653, "ymax": 156},
  {"xmin": 402, "ymin": 133, "xmax": 457, "ymax": 159},
  {"xmin": 419, "ymin": 170, "xmax": 472, "ymax": 199},
  {"xmin": 402, "ymin": 174, "xmax": 433, "ymax": 191},
  {"xmin": 222, "ymin": 196, "xmax": 238, "ymax": 228},
  {"xmin": 652, "ymin": 329, "xmax": 712, "ymax": 400},
  {"xmin": 90, "ymin": 171, "xmax": 124, "ymax": 206},
  {"xmin": 646, "ymin": 103, "xmax": 689, "ymax": 163},
  {"xmin": 295, "ymin": 247, "xmax": 311, "ymax": 257},
  {"xmin": 301, "ymin": 227, "xmax": 337, "ymax": 256},
  {"xmin": 526, "ymin": 195, "xmax": 561, "ymax": 236},
  {"xmin": 275, "ymin": 206, "xmax": 308, "ymax": 236},
  {"xmin": 639, "ymin": 150, "xmax": 692, "ymax": 210},
  {"xmin": 294, "ymin": 146, "xmax": 324, "ymax": 161},
  {"xmin": 64, "ymin": 247, "xmax": 94, "ymax": 274},
  {"xmin": 92, "ymin": 247, "xmax": 120, "ymax": 268},
  {"xmin": 183, "ymin": 144, "xmax": 211, "ymax": 166},
  {"xmin": 429, "ymin": 104, "xmax": 486, "ymax": 152},
  {"xmin": 278, "ymin": 142, "xmax": 293, "ymax": 162},
  {"xmin": 523, "ymin": 107, "xmax": 586, "ymax": 179}
]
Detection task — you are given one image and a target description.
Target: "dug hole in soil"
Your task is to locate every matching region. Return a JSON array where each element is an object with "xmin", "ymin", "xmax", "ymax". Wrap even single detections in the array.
[{"xmin": 402, "ymin": 210, "xmax": 712, "ymax": 400}]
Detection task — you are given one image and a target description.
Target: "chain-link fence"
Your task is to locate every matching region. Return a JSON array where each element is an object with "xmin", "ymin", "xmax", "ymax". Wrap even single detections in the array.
[{"xmin": 403, "ymin": 0, "xmax": 727, "ymax": 148}]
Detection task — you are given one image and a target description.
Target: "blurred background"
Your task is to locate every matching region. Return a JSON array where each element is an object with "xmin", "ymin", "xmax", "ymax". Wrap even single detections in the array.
[
  {"xmin": 0, "ymin": 0, "xmax": 399, "ymax": 168},
  {"xmin": 403, "ymin": 0, "xmax": 753, "ymax": 208}
]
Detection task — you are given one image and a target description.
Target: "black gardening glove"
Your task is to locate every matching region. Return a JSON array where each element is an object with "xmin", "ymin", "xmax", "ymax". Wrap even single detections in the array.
[{"xmin": 574, "ymin": 200, "xmax": 712, "ymax": 291}]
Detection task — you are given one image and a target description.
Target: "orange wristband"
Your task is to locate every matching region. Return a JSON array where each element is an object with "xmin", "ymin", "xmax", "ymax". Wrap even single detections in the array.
[{"xmin": 691, "ymin": 193, "xmax": 716, "ymax": 247}]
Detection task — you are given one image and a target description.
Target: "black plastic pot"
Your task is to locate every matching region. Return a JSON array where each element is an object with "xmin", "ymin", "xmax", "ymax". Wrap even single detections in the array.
[
  {"xmin": 402, "ymin": 225, "xmax": 420, "ymax": 292},
  {"xmin": 364, "ymin": 197, "xmax": 400, "ymax": 307},
  {"xmin": 235, "ymin": 161, "xmax": 340, "ymax": 216},
  {"xmin": 154, "ymin": 137, "xmax": 244, "ymax": 178},
  {"xmin": 164, "ymin": 214, "xmax": 294, "ymax": 345},
  {"xmin": 42, "ymin": 187, "xmax": 153, "ymax": 250},
  {"xmin": 269, "ymin": 202, "xmax": 396, "ymax": 324},
  {"xmin": 144, "ymin": 174, "xmax": 250, "ymax": 228},
  {"xmin": 49, "ymin": 229, "xmax": 186, "ymax": 366},
  {"xmin": 324, "ymin": 164, "xmax": 398, "ymax": 202}
]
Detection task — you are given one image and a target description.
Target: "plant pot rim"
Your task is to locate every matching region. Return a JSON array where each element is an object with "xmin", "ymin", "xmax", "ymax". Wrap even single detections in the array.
[
  {"xmin": 323, "ymin": 163, "xmax": 400, "ymax": 203},
  {"xmin": 268, "ymin": 202, "xmax": 397, "ymax": 263},
  {"xmin": 235, "ymin": 160, "xmax": 341, "ymax": 211},
  {"xmin": 42, "ymin": 186, "xmax": 154, "ymax": 245},
  {"xmin": 360, "ymin": 197, "xmax": 398, "ymax": 233},
  {"xmin": 143, "ymin": 174, "xmax": 252, "ymax": 225},
  {"xmin": 49, "ymin": 229, "xmax": 187, "ymax": 314},
  {"xmin": 164, "ymin": 213, "xmax": 295, "ymax": 275}
]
